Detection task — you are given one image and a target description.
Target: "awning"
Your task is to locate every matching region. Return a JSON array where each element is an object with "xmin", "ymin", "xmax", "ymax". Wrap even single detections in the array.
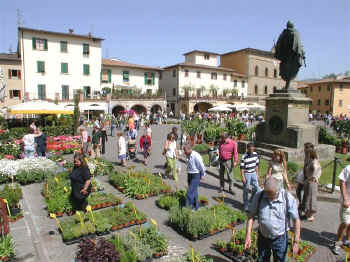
[{"xmin": 9, "ymin": 101, "xmax": 73, "ymax": 115}]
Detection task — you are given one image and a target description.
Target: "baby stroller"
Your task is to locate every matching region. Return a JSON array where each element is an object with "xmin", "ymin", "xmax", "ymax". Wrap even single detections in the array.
[{"xmin": 127, "ymin": 139, "xmax": 136, "ymax": 160}]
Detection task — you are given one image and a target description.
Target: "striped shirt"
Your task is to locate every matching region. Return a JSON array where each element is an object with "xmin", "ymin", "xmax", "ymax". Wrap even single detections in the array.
[{"xmin": 240, "ymin": 152, "xmax": 259, "ymax": 173}]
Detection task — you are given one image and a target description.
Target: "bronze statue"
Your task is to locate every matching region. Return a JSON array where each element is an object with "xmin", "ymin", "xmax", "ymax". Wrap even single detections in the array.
[{"xmin": 275, "ymin": 21, "xmax": 306, "ymax": 90}]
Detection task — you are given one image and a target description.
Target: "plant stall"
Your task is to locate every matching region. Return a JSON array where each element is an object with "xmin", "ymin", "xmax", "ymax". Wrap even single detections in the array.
[
  {"xmin": 0, "ymin": 184, "xmax": 23, "ymax": 222},
  {"xmin": 156, "ymin": 190, "xmax": 208, "ymax": 210}
]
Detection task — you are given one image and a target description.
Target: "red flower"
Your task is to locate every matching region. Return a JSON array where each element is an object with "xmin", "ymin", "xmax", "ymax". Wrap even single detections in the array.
[{"xmin": 4, "ymin": 155, "xmax": 14, "ymax": 160}]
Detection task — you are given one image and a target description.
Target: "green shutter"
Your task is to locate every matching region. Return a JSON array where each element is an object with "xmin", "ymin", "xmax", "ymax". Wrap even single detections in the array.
[
  {"xmin": 83, "ymin": 44, "xmax": 89, "ymax": 54},
  {"xmin": 44, "ymin": 39, "xmax": 48, "ymax": 50},
  {"xmin": 144, "ymin": 73, "xmax": 147, "ymax": 85},
  {"xmin": 83, "ymin": 64, "xmax": 89, "ymax": 75},
  {"xmin": 61, "ymin": 63, "xmax": 64, "ymax": 73},
  {"xmin": 61, "ymin": 63, "xmax": 68, "ymax": 73},
  {"xmin": 100, "ymin": 71, "xmax": 102, "ymax": 83},
  {"xmin": 151, "ymin": 72, "xmax": 155, "ymax": 85},
  {"xmin": 107, "ymin": 69, "xmax": 111, "ymax": 83},
  {"xmin": 37, "ymin": 61, "xmax": 40, "ymax": 72},
  {"xmin": 32, "ymin": 38, "xmax": 36, "ymax": 49},
  {"xmin": 37, "ymin": 61, "xmax": 44, "ymax": 73}
]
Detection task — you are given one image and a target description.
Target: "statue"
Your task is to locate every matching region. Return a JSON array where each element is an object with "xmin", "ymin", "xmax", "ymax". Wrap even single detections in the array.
[{"xmin": 275, "ymin": 21, "xmax": 306, "ymax": 90}]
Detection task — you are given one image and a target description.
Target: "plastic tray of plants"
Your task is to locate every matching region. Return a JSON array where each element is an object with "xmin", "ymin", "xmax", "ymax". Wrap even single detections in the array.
[{"xmin": 156, "ymin": 190, "xmax": 208, "ymax": 210}]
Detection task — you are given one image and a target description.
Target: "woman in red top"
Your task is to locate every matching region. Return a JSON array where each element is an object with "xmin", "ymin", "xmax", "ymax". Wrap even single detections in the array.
[{"xmin": 139, "ymin": 133, "xmax": 152, "ymax": 165}]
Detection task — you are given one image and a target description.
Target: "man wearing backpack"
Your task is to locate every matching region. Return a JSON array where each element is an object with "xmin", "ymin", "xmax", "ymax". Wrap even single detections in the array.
[{"xmin": 244, "ymin": 177, "xmax": 301, "ymax": 262}]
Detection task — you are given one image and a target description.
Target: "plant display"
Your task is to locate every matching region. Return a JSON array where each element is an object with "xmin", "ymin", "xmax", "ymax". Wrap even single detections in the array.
[
  {"xmin": 225, "ymin": 119, "xmax": 248, "ymax": 139},
  {"xmin": 0, "ymin": 235, "xmax": 15, "ymax": 261},
  {"xmin": 59, "ymin": 203, "xmax": 147, "ymax": 244},
  {"xmin": 192, "ymin": 144, "xmax": 211, "ymax": 154},
  {"xmin": 0, "ymin": 141, "xmax": 21, "ymax": 160},
  {"xmin": 87, "ymin": 158, "xmax": 114, "ymax": 176},
  {"xmin": 173, "ymin": 249, "xmax": 213, "ymax": 262},
  {"xmin": 168, "ymin": 204, "xmax": 246, "ymax": 240},
  {"xmin": 75, "ymin": 238, "xmax": 120, "ymax": 262},
  {"xmin": 0, "ymin": 157, "xmax": 59, "ymax": 184},
  {"xmin": 0, "ymin": 184, "xmax": 23, "ymax": 222},
  {"xmin": 156, "ymin": 190, "xmax": 208, "ymax": 210},
  {"xmin": 109, "ymin": 170, "xmax": 171, "ymax": 199},
  {"xmin": 46, "ymin": 135, "xmax": 81, "ymax": 154},
  {"xmin": 215, "ymin": 228, "xmax": 315, "ymax": 262}
]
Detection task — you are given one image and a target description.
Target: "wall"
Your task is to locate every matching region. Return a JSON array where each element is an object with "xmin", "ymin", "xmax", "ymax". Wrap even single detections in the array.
[
  {"xmin": 101, "ymin": 66, "xmax": 160, "ymax": 94},
  {"xmin": 303, "ymin": 83, "xmax": 332, "ymax": 114},
  {"xmin": 159, "ymin": 67, "xmax": 179, "ymax": 114},
  {"xmin": 220, "ymin": 52, "xmax": 247, "ymax": 75},
  {"xmin": 0, "ymin": 60, "xmax": 23, "ymax": 107},
  {"xmin": 19, "ymin": 30, "xmax": 102, "ymax": 100},
  {"xmin": 332, "ymin": 83, "xmax": 350, "ymax": 116},
  {"xmin": 185, "ymin": 53, "xmax": 218, "ymax": 67}
]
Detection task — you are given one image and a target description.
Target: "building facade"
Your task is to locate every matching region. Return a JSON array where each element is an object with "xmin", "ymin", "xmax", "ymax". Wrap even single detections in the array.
[
  {"xmin": 160, "ymin": 50, "xmax": 248, "ymax": 115},
  {"xmin": 0, "ymin": 53, "xmax": 23, "ymax": 108},
  {"xmin": 18, "ymin": 27, "xmax": 103, "ymax": 102},
  {"xmin": 221, "ymin": 48, "xmax": 290, "ymax": 98},
  {"xmin": 298, "ymin": 78, "xmax": 350, "ymax": 116}
]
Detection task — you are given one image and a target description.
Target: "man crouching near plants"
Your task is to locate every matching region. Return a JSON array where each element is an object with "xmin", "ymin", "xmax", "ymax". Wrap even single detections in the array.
[{"xmin": 244, "ymin": 177, "xmax": 301, "ymax": 262}]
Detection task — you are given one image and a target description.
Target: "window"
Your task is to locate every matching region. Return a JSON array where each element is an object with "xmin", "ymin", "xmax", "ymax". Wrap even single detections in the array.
[
  {"xmin": 242, "ymin": 80, "xmax": 246, "ymax": 88},
  {"xmin": 265, "ymin": 67, "xmax": 269, "ymax": 77},
  {"xmin": 159, "ymin": 72, "xmax": 162, "ymax": 80},
  {"xmin": 339, "ymin": 100, "xmax": 343, "ymax": 107},
  {"xmin": 305, "ymin": 89, "xmax": 307, "ymax": 94},
  {"xmin": 318, "ymin": 86, "xmax": 321, "ymax": 92},
  {"xmin": 101, "ymin": 69, "xmax": 111, "ymax": 83},
  {"xmin": 196, "ymin": 89, "xmax": 201, "ymax": 97},
  {"xmin": 62, "ymin": 85, "xmax": 69, "ymax": 100},
  {"xmin": 327, "ymin": 85, "xmax": 331, "ymax": 91},
  {"xmin": 211, "ymin": 72, "xmax": 217, "ymax": 80},
  {"xmin": 146, "ymin": 89, "xmax": 152, "ymax": 96},
  {"xmin": 9, "ymin": 90, "xmax": 21, "ymax": 99},
  {"xmin": 223, "ymin": 74, "xmax": 227, "ymax": 80},
  {"xmin": 60, "ymin": 41, "xmax": 67, "ymax": 53},
  {"xmin": 264, "ymin": 86, "xmax": 268, "ymax": 95},
  {"xmin": 234, "ymin": 80, "xmax": 237, "ymax": 87},
  {"xmin": 184, "ymin": 69, "xmax": 189, "ymax": 77},
  {"xmin": 197, "ymin": 71, "xmax": 201, "ymax": 78},
  {"xmin": 123, "ymin": 71, "xmax": 129, "ymax": 82},
  {"xmin": 317, "ymin": 99, "xmax": 321, "ymax": 106},
  {"xmin": 8, "ymin": 69, "xmax": 21, "ymax": 79},
  {"xmin": 340, "ymin": 84, "xmax": 344, "ymax": 91},
  {"xmin": 173, "ymin": 88, "xmax": 176, "ymax": 96},
  {"xmin": 254, "ymin": 85, "xmax": 258, "ymax": 95},
  {"xmin": 32, "ymin": 38, "xmax": 48, "ymax": 51},
  {"xmin": 83, "ymin": 86, "xmax": 91, "ymax": 99},
  {"xmin": 204, "ymin": 54, "xmax": 210, "ymax": 60},
  {"xmin": 37, "ymin": 61, "xmax": 45, "ymax": 73},
  {"xmin": 83, "ymin": 64, "xmax": 90, "ymax": 75},
  {"xmin": 61, "ymin": 63, "xmax": 68, "ymax": 74},
  {"xmin": 255, "ymin": 66, "xmax": 259, "ymax": 76},
  {"xmin": 144, "ymin": 72, "xmax": 155, "ymax": 85},
  {"xmin": 310, "ymin": 86, "xmax": 313, "ymax": 92},
  {"xmin": 273, "ymin": 86, "xmax": 277, "ymax": 93},
  {"xmin": 172, "ymin": 69, "xmax": 176, "ymax": 77},
  {"xmin": 274, "ymin": 69, "xmax": 277, "ymax": 78},
  {"xmin": 38, "ymin": 85, "xmax": 46, "ymax": 100},
  {"xmin": 83, "ymin": 43, "xmax": 89, "ymax": 55},
  {"xmin": 325, "ymin": 99, "xmax": 329, "ymax": 106}
]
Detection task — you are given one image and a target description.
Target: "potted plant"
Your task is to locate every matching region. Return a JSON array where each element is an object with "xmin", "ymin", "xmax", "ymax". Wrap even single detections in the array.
[{"xmin": 216, "ymin": 240, "xmax": 226, "ymax": 252}]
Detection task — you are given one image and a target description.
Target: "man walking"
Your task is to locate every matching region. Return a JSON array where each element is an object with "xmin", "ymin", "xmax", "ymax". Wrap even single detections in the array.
[
  {"xmin": 245, "ymin": 177, "xmax": 301, "ymax": 262},
  {"xmin": 218, "ymin": 133, "xmax": 238, "ymax": 194},
  {"xmin": 184, "ymin": 145, "xmax": 206, "ymax": 210},
  {"xmin": 240, "ymin": 143, "xmax": 260, "ymax": 211}
]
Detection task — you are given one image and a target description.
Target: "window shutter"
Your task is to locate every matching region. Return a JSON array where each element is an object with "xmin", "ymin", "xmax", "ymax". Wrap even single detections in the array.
[
  {"xmin": 144, "ymin": 73, "xmax": 147, "ymax": 85},
  {"xmin": 151, "ymin": 72, "xmax": 155, "ymax": 85},
  {"xmin": 32, "ymin": 38, "xmax": 36, "ymax": 49},
  {"xmin": 61, "ymin": 63, "xmax": 64, "ymax": 73},
  {"xmin": 18, "ymin": 90, "xmax": 21, "ymax": 99},
  {"xmin": 100, "ymin": 71, "xmax": 102, "ymax": 82},
  {"xmin": 107, "ymin": 69, "xmax": 111, "ymax": 83},
  {"xmin": 8, "ymin": 69, "xmax": 11, "ymax": 79},
  {"xmin": 9, "ymin": 90, "xmax": 13, "ymax": 99},
  {"xmin": 18, "ymin": 70, "xmax": 21, "ymax": 79},
  {"xmin": 44, "ymin": 39, "xmax": 48, "ymax": 50},
  {"xmin": 43, "ymin": 85, "xmax": 46, "ymax": 99},
  {"xmin": 37, "ymin": 62, "xmax": 40, "ymax": 72}
]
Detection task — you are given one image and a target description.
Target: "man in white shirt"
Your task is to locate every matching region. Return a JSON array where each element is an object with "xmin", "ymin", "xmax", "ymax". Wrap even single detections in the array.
[{"xmin": 332, "ymin": 165, "xmax": 350, "ymax": 254}]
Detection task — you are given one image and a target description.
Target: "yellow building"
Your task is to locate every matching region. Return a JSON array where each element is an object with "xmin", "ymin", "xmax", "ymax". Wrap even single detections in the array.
[{"xmin": 298, "ymin": 78, "xmax": 350, "ymax": 116}]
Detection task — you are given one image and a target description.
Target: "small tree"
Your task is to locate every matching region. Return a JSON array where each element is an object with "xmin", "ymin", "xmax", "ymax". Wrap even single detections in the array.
[
  {"xmin": 73, "ymin": 91, "xmax": 81, "ymax": 135},
  {"xmin": 200, "ymin": 86, "xmax": 207, "ymax": 96}
]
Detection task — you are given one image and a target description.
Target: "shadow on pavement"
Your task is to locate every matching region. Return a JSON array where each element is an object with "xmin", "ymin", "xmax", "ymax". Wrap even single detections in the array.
[
  {"xmin": 211, "ymin": 196, "xmax": 244, "ymax": 210},
  {"xmin": 199, "ymin": 182, "xmax": 221, "ymax": 191},
  {"xmin": 205, "ymin": 254, "xmax": 230, "ymax": 262},
  {"xmin": 301, "ymin": 228, "xmax": 336, "ymax": 248}
]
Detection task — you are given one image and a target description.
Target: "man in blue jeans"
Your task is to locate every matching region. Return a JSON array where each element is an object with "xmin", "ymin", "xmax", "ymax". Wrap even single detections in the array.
[
  {"xmin": 183, "ymin": 144, "xmax": 206, "ymax": 210},
  {"xmin": 240, "ymin": 143, "xmax": 260, "ymax": 212},
  {"xmin": 244, "ymin": 177, "xmax": 301, "ymax": 262}
]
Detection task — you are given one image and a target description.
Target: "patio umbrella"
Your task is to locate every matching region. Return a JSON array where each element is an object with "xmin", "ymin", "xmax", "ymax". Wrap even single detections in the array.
[
  {"xmin": 208, "ymin": 105, "xmax": 232, "ymax": 112},
  {"xmin": 9, "ymin": 101, "xmax": 73, "ymax": 115},
  {"xmin": 246, "ymin": 103, "xmax": 265, "ymax": 111},
  {"xmin": 233, "ymin": 103, "xmax": 249, "ymax": 112}
]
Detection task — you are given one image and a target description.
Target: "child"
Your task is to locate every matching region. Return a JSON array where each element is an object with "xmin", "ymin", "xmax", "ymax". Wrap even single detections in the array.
[
  {"xmin": 117, "ymin": 131, "xmax": 126, "ymax": 167},
  {"xmin": 139, "ymin": 132, "xmax": 152, "ymax": 165}
]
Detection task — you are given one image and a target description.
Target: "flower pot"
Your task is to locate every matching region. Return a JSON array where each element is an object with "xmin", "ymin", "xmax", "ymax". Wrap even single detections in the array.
[
  {"xmin": 56, "ymin": 212, "xmax": 64, "ymax": 217},
  {"xmin": 342, "ymin": 147, "xmax": 348, "ymax": 154},
  {"xmin": 219, "ymin": 248, "xmax": 226, "ymax": 253},
  {"xmin": 136, "ymin": 195, "xmax": 143, "ymax": 200},
  {"xmin": 136, "ymin": 220, "xmax": 142, "ymax": 224}
]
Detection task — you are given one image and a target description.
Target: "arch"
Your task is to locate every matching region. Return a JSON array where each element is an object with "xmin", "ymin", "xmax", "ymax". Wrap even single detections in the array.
[
  {"xmin": 193, "ymin": 102, "xmax": 213, "ymax": 113},
  {"xmin": 131, "ymin": 104, "xmax": 147, "ymax": 114},
  {"xmin": 255, "ymin": 66, "xmax": 259, "ymax": 76},
  {"xmin": 112, "ymin": 105, "xmax": 125, "ymax": 116},
  {"xmin": 151, "ymin": 104, "xmax": 162, "ymax": 113}
]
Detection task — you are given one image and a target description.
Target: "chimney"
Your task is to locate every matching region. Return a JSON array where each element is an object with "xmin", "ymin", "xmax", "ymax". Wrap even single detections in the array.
[
  {"xmin": 68, "ymin": 29, "xmax": 74, "ymax": 34},
  {"xmin": 88, "ymin": 32, "xmax": 92, "ymax": 38}
]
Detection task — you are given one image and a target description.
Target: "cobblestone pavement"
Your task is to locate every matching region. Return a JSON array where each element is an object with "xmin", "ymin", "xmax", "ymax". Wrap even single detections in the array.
[{"xmin": 10, "ymin": 124, "xmax": 346, "ymax": 262}]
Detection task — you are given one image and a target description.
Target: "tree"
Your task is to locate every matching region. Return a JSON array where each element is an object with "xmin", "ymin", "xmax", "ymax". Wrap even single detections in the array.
[{"xmin": 73, "ymin": 91, "xmax": 81, "ymax": 135}]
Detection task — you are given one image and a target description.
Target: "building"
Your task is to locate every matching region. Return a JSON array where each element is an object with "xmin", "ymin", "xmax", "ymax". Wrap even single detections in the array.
[
  {"xmin": 298, "ymin": 77, "xmax": 350, "ymax": 116},
  {"xmin": 221, "ymin": 48, "xmax": 290, "ymax": 98},
  {"xmin": 0, "ymin": 53, "xmax": 23, "ymax": 108},
  {"xmin": 101, "ymin": 58, "xmax": 165, "ymax": 114},
  {"xmin": 18, "ymin": 27, "xmax": 103, "ymax": 102},
  {"xmin": 160, "ymin": 50, "xmax": 247, "ymax": 115}
]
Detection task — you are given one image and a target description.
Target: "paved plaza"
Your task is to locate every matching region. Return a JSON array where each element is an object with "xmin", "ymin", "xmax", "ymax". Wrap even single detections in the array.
[{"xmin": 9, "ymin": 124, "xmax": 345, "ymax": 262}]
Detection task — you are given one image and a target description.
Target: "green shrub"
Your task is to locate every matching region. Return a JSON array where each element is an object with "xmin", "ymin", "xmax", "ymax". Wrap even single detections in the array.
[
  {"xmin": 192, "ymin": 143, "xmax": 210, "ymax": 154},
  {"xmin": 287, "ymin": 162, "xmax": 299, "ymax": 174},
  {"xmin": 319, "ymin": 127, "xmax": 337, "ymax": 145}
]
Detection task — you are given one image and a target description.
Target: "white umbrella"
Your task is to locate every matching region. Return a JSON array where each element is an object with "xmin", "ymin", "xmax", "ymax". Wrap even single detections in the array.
[
  {"xmin": 208, "ymin": 105, "xmax": 232, "ymax": 112},
  {"xmin": 9, "ymin": 101, "xmax": 73, "ymax": 115},
  {"xmin": 232, "ymin": 103, "xmax": 249, "ymax": 112},
  {"xmin": 246, "ymin": 103, "xmax": 265, "ymax": 111}
]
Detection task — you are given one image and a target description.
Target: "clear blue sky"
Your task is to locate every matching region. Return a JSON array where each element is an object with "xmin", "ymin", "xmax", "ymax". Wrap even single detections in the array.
[{"xmin": 1, "ymin": 0, "xmax": 349, "ymax": 80}]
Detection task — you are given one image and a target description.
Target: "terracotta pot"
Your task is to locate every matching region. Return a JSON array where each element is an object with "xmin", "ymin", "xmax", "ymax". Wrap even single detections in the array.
[
  {"xmin": 56, "ymin": 212, "xmax": 64, "ymax": 217},
  {"xmin": 136, "ymin": 195, "xmax": 143, "ymax": 200},
  {"xmin": 342, "ymin": 147, "xmax": 348, "ymax": 154},
  {"xmin": 136, "ymin": 220, "xmax": 142, "ymax": 224},
  {"xmin": 219, "ymin": 248, "xmax": 225, "ymax": 253}
]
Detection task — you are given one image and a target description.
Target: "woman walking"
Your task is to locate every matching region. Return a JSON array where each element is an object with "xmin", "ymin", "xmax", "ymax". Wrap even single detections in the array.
[
  {"xmin": 303, "ymin": 149, "xmax": 321, "ymax": 221},
  {"xmin": 117, "ymin": 131, "xmax": 127, "ymax": 167},
  {"xmin": 163, "ymin": 133, "xmax": 178, "ymax": 181},
  {"xmin": 266, "ymin": 149, "xmax": 291, "ymax": 190},
  {"xmin": 139, "ymin": 132, "xmax": 152, "ymax": 165}
]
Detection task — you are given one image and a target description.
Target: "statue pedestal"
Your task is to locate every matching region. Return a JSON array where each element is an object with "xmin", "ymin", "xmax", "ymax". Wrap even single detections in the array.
[{"xmin": 253, "ymin": 91, "xmax": 335, "ymax": 161}]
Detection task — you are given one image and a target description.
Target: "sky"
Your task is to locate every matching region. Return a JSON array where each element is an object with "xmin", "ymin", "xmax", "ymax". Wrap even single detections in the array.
[{"xmin": 1, "ymin": 0, "xmax": 349, "ymax": 80}]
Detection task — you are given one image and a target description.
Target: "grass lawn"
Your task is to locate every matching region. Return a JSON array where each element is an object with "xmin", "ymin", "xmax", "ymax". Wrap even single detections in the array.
[{"xmin": 201, "ymin": 152, "xmax": 350, "ymax": 186}]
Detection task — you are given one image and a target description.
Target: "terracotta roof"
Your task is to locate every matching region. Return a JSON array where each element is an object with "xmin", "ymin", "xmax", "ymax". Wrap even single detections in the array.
[
  {"xmin": 297, "ymin": 78, "xmax": 350, "ymax": 88},
  {"xmin": 183, "ymin": 50, "xmax": 220, "ymax": 56},
  {"xmin": 0, "ymin": 53, "xmax": 21, "ymax": 62},
  {"xmin": 102, "ymin": 58, "xmax": 162, "ymax": 71},
  {"xmin": 163, "ymin": 63, "xmax": 246, "ymax": 77},
  {"xmin": 221, "ymin": 48, "xmax": 275, "ymax": 59},
  {"xmin": 18, "ymin": 27, "xmax": 104, "ymax": 41}
]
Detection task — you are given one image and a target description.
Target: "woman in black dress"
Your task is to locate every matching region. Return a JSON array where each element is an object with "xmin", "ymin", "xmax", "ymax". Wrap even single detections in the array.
[{"xmin": 69, "ymin": 152, "xmax": 91, "ymax": 212}]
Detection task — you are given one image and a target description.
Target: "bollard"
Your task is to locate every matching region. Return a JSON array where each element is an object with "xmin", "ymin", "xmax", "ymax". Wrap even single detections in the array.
[{"xmin": 332, "ymin": 157, "xmax": 338, "ymax": 193}]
